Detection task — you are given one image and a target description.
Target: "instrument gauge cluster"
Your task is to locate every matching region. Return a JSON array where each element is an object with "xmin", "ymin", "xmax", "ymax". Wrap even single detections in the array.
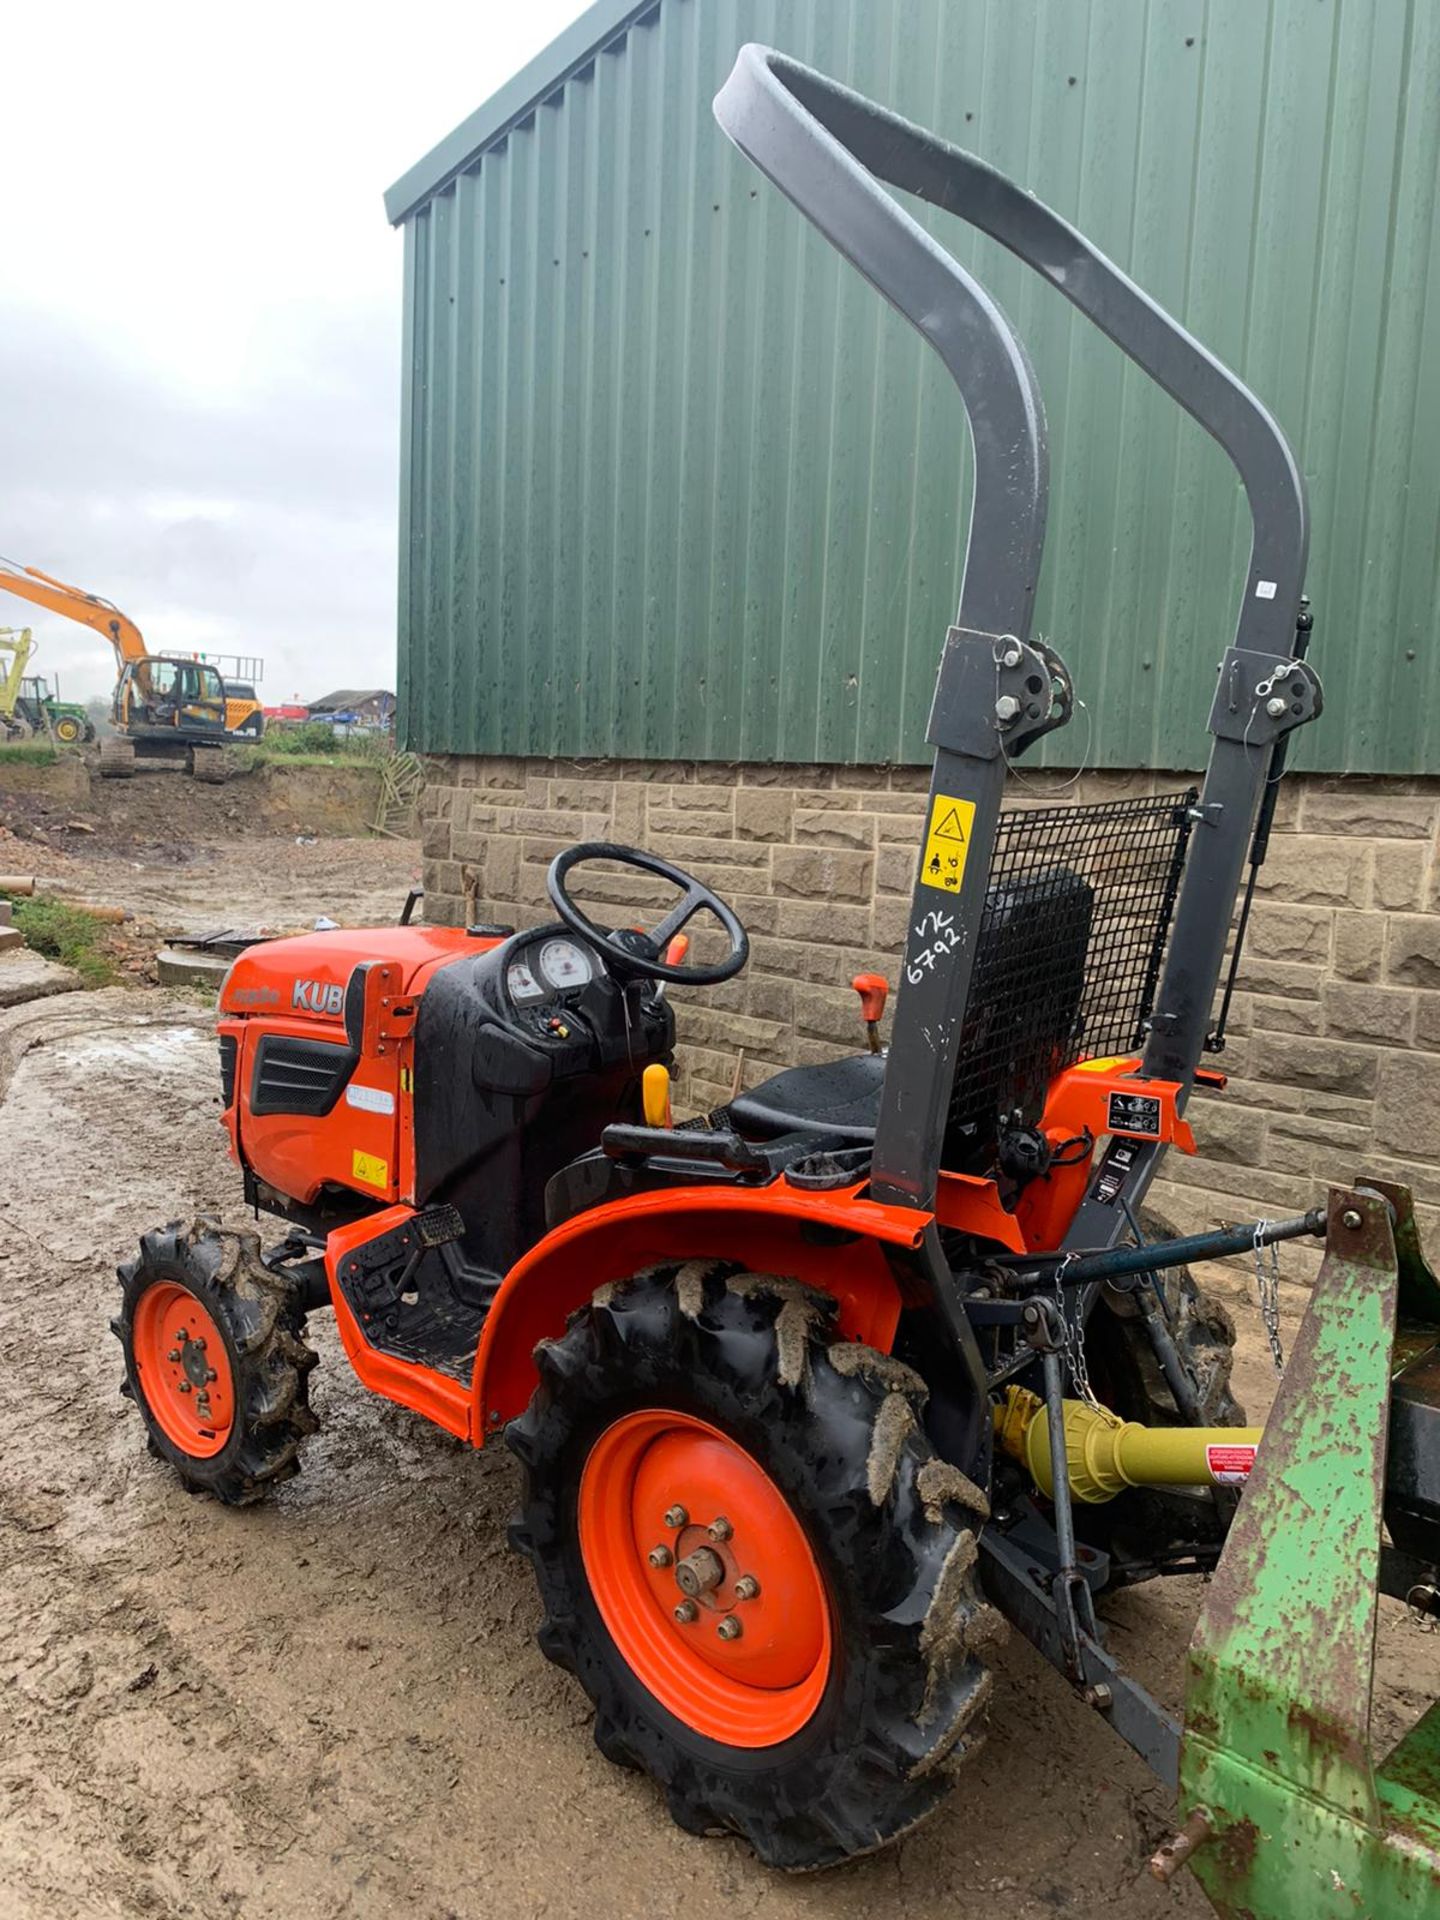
[
  {"xmin": 506, "ymin": 957, "xmax": 545, "ymax": 1004},
  {"xmin": 506, "ymin": 937, "xmax": 601, "ymax": 1009},
  {"xmin": 538, "ymin": 938, "xmax": 594, "ymax": 991}
]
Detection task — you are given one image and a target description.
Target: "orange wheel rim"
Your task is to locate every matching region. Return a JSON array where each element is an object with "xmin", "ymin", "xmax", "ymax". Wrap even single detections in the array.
[
  {"xmin": 578, "ymin": 1410, "xmax": 832, "ymax": 1747},
  {"xmin": 132, "ymin": 1282, "xmax": 235, "ymax": 1458}
]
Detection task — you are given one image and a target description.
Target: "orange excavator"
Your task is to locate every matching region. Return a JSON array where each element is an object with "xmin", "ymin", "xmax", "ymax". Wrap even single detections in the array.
[{"xmin": 0, "ymin": 559, "xmax": 263, "ymax": 779}]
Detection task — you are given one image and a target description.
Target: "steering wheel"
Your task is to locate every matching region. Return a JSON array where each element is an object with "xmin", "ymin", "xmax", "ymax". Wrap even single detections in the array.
[{"xmin": 547, "ymin": 843, "xmax": 749, "ymax": 986}]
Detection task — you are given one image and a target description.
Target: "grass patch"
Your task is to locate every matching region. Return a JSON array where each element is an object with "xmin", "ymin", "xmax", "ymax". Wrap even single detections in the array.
[
  {"xmin": 244, "ymin": 747, "xmax": 384, "ymax": 770},
  {"xmin": 255, "ymin": 722, "xmax": 389, "ymax": 763},
  {"xmin": 0, "ymin": 743, "xmax": 58, "ymax": 767},
  {"xmin": 11, "ymin": 895, "xmax": 116, "ymax": 987}
]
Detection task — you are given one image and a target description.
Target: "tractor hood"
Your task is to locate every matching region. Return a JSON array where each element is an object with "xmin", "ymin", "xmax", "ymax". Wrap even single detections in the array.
[{"xmin": 218, "ymin": 925, "xmax": 502, "ymax": 1022}]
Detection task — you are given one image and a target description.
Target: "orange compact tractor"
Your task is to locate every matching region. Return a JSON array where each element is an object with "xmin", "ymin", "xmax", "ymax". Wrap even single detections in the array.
[{"xmin": 116, "ymin": 48, "xmax": 1440, "ymax": 1900}]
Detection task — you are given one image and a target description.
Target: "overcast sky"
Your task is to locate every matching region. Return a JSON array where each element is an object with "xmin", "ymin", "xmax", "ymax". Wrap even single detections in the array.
[{"xmin": 2, "ymin": 0, "xmax": 589, "ymax": 705}]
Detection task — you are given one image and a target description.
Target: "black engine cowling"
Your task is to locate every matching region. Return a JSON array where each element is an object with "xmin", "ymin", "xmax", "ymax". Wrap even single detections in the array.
[{"xmin": 412, "ymin": 928, "xmax": 674, "ymax": 1274}]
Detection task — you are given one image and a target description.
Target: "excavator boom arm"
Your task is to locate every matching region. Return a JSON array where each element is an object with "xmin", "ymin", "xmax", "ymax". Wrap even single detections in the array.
[{"xmin": 0, "ymin": 561, "xmax": 148, "ymax": 665}]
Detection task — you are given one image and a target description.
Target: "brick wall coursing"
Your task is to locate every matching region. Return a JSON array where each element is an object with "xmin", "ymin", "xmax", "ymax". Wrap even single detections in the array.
[{"xmin": 420, "ymin": 756, "xmax": 1440, "ymax": 1275}]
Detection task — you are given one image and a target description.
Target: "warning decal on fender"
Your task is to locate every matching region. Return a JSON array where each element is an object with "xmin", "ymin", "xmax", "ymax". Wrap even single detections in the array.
[
  {"xmin": 919, "ymin": 793, "xmax": 976, "ymax": 894},
  {"xmin": 1205, "ymin": 1443, "xmax": 1257, "ymax": 1486},
  {"xmin": 352, "ymin": 1148, "xmax": 390, "ymax": 1190},
  {"xmin": 1107, "ymin": 1090, "xmax": 1162, "ymax": 1137}
]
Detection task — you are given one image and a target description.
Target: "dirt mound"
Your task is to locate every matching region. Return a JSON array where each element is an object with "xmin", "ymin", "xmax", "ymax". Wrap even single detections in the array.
[
  {"xmin": 0, "ymin": 758, "xmax": 421, "ymax": 954},
  {"xmin": 0, "ymin": 752, "xmax": 388, "ymax": 864}
]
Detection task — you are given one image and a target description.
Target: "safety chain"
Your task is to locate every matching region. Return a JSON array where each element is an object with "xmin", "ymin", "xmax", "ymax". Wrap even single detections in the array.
[
  {"xmin": 1054, "ymin": 1253, "xmax": 1104, "ymax": 1411},
  {"xmin": 1253, "ymin": 1220, "xmax": 1285, "ymax": 1376}
]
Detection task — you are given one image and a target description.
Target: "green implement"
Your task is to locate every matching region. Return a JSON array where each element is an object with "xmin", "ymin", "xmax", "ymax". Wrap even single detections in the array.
[{"xmin": 1165, "ymin": 1183, "xmax": 1440, "ymax": 1914}]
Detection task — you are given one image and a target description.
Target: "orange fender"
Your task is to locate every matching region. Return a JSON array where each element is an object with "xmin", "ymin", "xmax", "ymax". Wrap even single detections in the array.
[{"xmin": 470, "ymin": 1182, "xmax": 926, "ymax": 1438}]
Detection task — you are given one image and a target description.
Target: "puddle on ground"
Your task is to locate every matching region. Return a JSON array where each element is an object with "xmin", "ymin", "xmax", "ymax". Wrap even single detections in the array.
[{"xmin": 47, "ymin": 1025, "xmax": 210, "ymax": 1073}]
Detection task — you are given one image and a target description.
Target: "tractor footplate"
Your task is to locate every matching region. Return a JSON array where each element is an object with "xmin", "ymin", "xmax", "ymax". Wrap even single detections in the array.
[{"xmin": 334, "ymin": 1214, "xmax": 495, "ymax": 1382}]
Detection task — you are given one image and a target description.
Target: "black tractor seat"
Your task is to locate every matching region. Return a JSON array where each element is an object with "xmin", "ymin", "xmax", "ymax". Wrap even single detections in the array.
[{"xmin": 726, "ymin": 1052, "xmax": 883, "ymax": 1145}]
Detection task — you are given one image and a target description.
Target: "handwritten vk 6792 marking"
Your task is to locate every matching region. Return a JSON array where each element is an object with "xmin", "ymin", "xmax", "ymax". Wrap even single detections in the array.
[{"xmin": 906, "ymin": 908, "xmax": 963, "ymax": 984}]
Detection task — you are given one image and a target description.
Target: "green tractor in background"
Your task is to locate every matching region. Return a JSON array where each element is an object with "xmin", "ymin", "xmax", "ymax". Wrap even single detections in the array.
[
  {"xmin": 17, "ymin": 673, "xmax": 95, "ymax": 745},
  {"xmin": 0, "ymin": 628, "xmax": 95, "ymax": 744}
]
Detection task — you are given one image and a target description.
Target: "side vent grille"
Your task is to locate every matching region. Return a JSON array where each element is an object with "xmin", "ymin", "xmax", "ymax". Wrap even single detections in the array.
[
  {"xmin": 218, "ymin": 1033, "xmax": 238, "ymax": 1108},
  {"xmin": 249, "ymin": 1034, "xmax": 357, "ymax": 1117}
]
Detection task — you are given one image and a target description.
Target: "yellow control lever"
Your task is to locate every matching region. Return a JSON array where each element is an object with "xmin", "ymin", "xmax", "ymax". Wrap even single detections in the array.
[{"xmin": 642, "ymin": 1063, "xmax": 673, "ymax": 1129}]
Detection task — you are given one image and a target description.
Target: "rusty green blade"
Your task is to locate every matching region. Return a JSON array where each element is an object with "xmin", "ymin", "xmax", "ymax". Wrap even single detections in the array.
[{"xmin": 1180, "ymin": 1185, "xmax": 1440, "ymax": 1917}]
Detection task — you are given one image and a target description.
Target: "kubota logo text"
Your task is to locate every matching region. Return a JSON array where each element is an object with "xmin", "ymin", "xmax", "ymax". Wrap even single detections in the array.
[{"xmin": 292, "ymin": 978, "xmax": 344, "ymax": 1015}]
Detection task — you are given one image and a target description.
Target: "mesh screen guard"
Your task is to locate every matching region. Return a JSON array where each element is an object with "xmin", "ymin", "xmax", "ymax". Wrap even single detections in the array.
[{"xmin": 945, "ymin": 788, "xmax": 1197, "ymax": 1165}]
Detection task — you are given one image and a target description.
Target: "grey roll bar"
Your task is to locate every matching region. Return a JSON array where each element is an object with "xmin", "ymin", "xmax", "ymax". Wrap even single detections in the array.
[
  {"xmin": 714, "ymin": 46, "xmax": 1318, "ymax": 1213},
  {"xmin": 715, "ymin": 45, "xmax": 1308, "ymax": 653},
  {"xmin": 716, "ymin": 51, "xmax": 1050, "ymax": 644}
]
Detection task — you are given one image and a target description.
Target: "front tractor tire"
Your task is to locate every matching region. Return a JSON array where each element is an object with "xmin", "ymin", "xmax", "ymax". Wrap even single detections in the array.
[
  {"xmin": 113, "ymin": 1220, "xmax": 318, "ymax": 1505},
  {"xmin": 507, "ymin": 1264, "xmax": 1003, "ymax": 1870}
]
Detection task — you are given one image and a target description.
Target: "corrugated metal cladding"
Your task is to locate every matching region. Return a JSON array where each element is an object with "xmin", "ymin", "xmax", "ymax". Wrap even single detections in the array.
[{"xmin": 394, "ymin": 0, "xmax": 1440, "ymax": 773}]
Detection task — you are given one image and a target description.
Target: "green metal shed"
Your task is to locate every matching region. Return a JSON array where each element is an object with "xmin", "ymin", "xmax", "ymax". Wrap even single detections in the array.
[{"xmin": 388, "ymin": 0, "xmax": 1440, "ymax": 774}]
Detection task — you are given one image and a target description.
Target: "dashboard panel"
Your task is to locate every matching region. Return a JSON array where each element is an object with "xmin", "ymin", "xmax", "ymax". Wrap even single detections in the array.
[{"xmin": 506, "ymin": 934, "xmax": 602, "ymax": 1006}]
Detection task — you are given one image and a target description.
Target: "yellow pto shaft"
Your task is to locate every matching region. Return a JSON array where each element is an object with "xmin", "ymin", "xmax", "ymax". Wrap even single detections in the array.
[{"xmin": 995, "ymin": 1385, "xmax": 1263, "ymax": 1505}]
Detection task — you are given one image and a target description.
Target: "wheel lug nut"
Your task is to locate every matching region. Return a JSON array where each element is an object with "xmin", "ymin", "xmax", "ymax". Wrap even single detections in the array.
[
  {"xmin": 648, "ymin": 1545, "xmax": 673, "ymax": 1569},
  {"xmin": 178, "ymin": 1381, "xmax": 193, "ymax": 1394},
  {"xmin": 734, "ymin": 1575, "xmax": 761, "ymax": 1602},
  {"xmin": 204, "ymin": 1369, "xmax": 217, "ymax": 1384},
  {"xmin": 174, "ymin": 1329, "xmax": 187, "ymax": 1344},
  {"xmin": 673, "ymin": 1600, "xmax": 698, "ymax": 1624},
  {"xmin": 717, "ymin": 1614, "xmax": 743, "ymax": 1641},
  {"xmin": 193, "ymin": 1338, "xmax": 206, "ymax": 1353},
  {"xmin": 167, "ymin": 1349, "xmax": 181, "ymax": 1363},
  {"xmin": 663, "ymin": 1505, "xmax": 688, "ymax": 1529},
  {"xmin": 708, "ymin": 1515, "xmax": 733, "ymax": 1542}
]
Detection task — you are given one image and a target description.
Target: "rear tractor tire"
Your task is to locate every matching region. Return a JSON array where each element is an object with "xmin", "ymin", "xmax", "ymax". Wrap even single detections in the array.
[
  {"xmin": 507, "ymin": 1263, "xmax": 1004, "ymax": 1869},
  {"xmin": 113, "ymin": 1220, "xmax": 318, "ymax": 1505},
  {"xmin": 98, "ymin": 736, "xmax": 136, "ymax": 779},
  {"xmin": 1086, "ymin": 1208, "xmax": 1245, "ymax": 1428},
  {"xmin": 1081, "ymin": 1207, "xmax": 1245, "ymax": 1568}
]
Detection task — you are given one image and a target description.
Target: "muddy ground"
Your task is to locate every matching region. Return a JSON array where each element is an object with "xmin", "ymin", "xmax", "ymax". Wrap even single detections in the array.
[{"xmin": 1, "ymin": 768, "xmax": 1437, "ymax": 1920}]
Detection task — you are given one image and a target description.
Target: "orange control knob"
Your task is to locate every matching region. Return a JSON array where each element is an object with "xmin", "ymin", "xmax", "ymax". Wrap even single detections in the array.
[
  {"xmin": 663, "ymin": 932, "xmax": 691, "ymax": 968},
  {"xmin": 851, "ymin": 973, "xmax": 888, "ymax": 1021},
  {"xmin": 851, "ymin": 973, "xmax": 888, "ymax": 1052}
]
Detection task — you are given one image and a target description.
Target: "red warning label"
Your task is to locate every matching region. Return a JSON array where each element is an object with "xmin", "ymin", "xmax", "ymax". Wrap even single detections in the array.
[{"xmin": 1205, "ymin": 1444, "xmax": 1257, "ymax": 1486}]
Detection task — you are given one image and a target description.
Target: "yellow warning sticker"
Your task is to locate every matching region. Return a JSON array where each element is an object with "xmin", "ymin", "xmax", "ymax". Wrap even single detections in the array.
[
  {"xmin": 919, "ymin": 793, "xmax": 976, "ymax": 894},
  {"xmin": 352, "ymin": 1148, "xmax": 390, "ymax": 1190}
]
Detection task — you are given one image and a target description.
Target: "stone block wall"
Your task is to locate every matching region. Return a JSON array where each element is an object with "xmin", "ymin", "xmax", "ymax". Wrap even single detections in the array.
[{"xmin": 419, "ymin": 755, "xmax": 1440, "ymax": 1268}]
